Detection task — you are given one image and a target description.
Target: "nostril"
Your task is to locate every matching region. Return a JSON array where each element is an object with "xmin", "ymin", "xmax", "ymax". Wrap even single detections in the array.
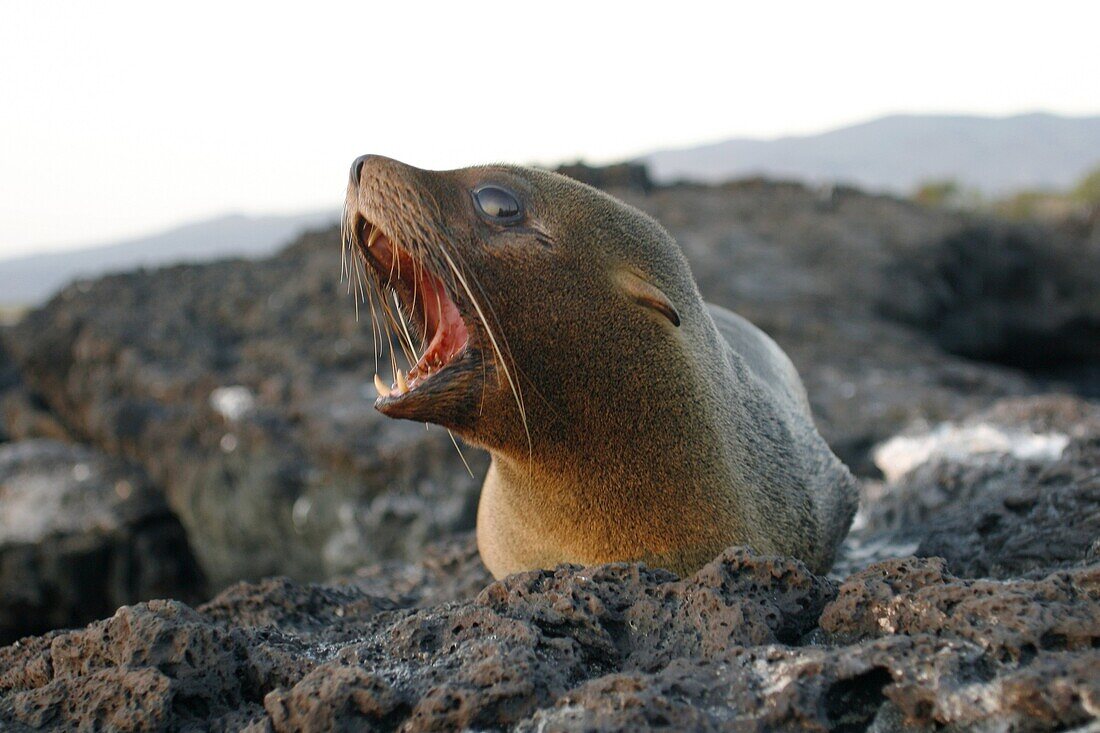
[{"xmin": 350, "ymin": 155, "xmax": 369, "ymax": 184}]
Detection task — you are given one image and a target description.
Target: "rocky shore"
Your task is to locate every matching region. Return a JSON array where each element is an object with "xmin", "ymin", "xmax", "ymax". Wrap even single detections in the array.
[
  {"xmin": 1, "ymin": 173, "xmax": 1098, "ymax": 730},
  {"xmin": 2, "ymin": 426, "xmax": 1097, "ymax": 731}
]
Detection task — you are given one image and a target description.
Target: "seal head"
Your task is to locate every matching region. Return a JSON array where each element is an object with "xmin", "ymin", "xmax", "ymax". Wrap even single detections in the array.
[{"xmin": 344, "ymin": 155, "xmax": 858, "ymax": 577}]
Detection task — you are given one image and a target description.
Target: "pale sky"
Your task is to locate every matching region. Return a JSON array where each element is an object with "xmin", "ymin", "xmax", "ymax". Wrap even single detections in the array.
[{"xmin": 1, "ymin": 0, "xmax": 1098, "ymax": 259}]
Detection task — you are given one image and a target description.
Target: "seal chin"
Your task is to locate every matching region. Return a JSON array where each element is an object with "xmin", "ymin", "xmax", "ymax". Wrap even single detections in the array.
[{"xmin": 354, "ymin": 220, "xmax": 477, "ymax": 424}]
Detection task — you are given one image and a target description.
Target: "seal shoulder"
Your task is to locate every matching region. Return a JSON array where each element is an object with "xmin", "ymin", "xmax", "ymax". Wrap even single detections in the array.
[
  {"xmin": 707, "ymin": 303, "xmax": 811, "ymax": 416},
  {"xmin": 707, "ymin": 302, "xmax": 858, "ymax": 573}
]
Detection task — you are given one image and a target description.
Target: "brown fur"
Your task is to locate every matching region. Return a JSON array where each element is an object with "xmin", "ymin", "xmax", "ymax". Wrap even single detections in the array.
[{"xmin": 345, "ymin": 156, "xmax": 859, "ymax": 577}]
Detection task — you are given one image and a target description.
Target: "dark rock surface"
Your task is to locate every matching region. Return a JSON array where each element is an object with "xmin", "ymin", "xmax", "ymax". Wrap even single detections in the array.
[
  {"xmin": 848, "ymin": 396, "xmax": 1100, "ymax": 580},
  {"xmin": 1, "ymin": 392, "xmax": 1098, "ymax": 729},
  {"xmin": 879, "ymin": 223, "xmax": 1100, "ymax": 370},
  {"xmin": 0, "ymin": 339, "xmax": 18, "ymax": 418},
  {"xmin": 0, "ymin": 344, "xmax": 12, "ymax": 444},
  {"xmin": 339, "ymin": 533, "xmax": 493, "ymax": 609},
  {"xmin": 0, "ymin": 341, "xmax": 69, "ymax": 446},
  {"xmin": 554, "ymin": 161, "xmax": 653, "ymax": 193},
  {"xmin": 4, "ymin": 235, "xmax": 487, "ymax": 588},
  {"xmin": 0, "ymin": 440, "xmax": 204, "ymax": 644},
  {"xmin": 1, "ymin": 544, "xmax": 1095, "ymax": 731}
]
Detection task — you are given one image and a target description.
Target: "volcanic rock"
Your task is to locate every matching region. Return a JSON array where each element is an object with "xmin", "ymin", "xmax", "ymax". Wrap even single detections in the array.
[
  {"xmin": 0, "ymin": 440, "xmax": 204, "ymax": 644},
  {"xmin": 879, "ymin": 223, "xmax": 1100, "ymax": 371},
  {"xmin": 5, "ymin": 236, "xmax": 487, "ymax": 588},
  {"xmin": 1, "ymin": 546, "xmax": 1095, "ymax": 731},
  {"xmin": 3, "ymin": 392, "xmax": 1099, "ymax": 728},
  {"xmin": 850, "ymin": 396, "xmax": 1100, "ymax": 579}
]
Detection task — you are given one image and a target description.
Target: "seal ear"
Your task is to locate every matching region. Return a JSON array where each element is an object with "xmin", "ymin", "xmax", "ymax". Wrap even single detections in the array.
[{"xmin": 614, "ymin": 269, "xmax": 681, "ymax": 327}]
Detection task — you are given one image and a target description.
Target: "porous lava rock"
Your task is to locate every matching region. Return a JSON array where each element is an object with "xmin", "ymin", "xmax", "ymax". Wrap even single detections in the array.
[
  {"xmin": 854, "ymin": 396, "xmax": 1100, "ymax": 579},
  {"xmin": 1, "ymin": 547, "xmax": 1096, "ymax": 731}
]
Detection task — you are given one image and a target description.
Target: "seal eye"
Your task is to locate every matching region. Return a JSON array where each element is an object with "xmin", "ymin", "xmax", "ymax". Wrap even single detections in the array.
[{"xmin": 473, "ymin": 186, "xmax": 523, "ymax": 222}]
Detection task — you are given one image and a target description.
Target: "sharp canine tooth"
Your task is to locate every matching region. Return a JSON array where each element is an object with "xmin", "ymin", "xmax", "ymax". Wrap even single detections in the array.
[
  {"xmin": 367, "ymin": 227, "xmax": 382, "ymax": 247},
  {"xmin": 374, "ymin": 374, "xmax": 391, "ymax": 398},
  {"xmin": 396, "ymin": 369, "xmax": 408, "ymax": 393}
]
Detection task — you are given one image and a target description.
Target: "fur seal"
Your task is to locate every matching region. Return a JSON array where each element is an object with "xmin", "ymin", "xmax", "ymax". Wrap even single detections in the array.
[{"xmin": 343, "ymin": 155, "xmax": 858, "ymax": 577}]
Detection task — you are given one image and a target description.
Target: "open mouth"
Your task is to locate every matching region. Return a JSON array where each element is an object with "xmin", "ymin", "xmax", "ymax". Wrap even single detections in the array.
[{"xmin": 355, "ymin": 221, "xmax": 471, "ymax": 405}]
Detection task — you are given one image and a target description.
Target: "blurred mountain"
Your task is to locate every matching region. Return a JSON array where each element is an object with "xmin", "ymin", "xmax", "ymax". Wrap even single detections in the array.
[
  {"xmin": 0, "ymin": 210, "xmax": 339, "ymax": 305},
  {"xmin": 644, "ymin": 112, "xmax": 1100, "ymax": 194}
]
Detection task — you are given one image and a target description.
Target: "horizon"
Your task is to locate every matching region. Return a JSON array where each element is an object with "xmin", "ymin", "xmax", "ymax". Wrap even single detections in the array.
[
  {"xmin": 1, "ymin": 109, "xmax": 1097, "ymax": 264},
  {"xmin": 0, "ymin": 207, "xmax": 342, "ymax": 265},
  {"xmin": 3, "ymin": 1, "xmax": 1099, "ymax": 259}
]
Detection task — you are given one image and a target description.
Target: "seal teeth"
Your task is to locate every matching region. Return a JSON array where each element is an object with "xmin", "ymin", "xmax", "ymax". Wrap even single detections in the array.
[
  {"xmin": 395, "ymin": 369, "xmax": 409, "ymax": 394},
  {"xmin": 374, "ymin": 374, "xmax": 391, "ymax": 398},
  {"xmin": 367, "ymin": 226, "xmax": 382, "ymax": 248}
]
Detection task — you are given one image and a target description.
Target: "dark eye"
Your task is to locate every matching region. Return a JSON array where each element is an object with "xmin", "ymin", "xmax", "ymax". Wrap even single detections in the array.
[{"xmin": 473, "ymin": 186, "xmax": 523, "ymax": 222}]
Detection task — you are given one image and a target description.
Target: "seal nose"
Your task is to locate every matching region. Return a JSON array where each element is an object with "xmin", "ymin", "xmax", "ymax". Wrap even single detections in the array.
[
  {"xmin": 349, "ymin": 154, "xmax": 423, "ymax": 189},
  {"xmin": 350, "ymin": 155, "xmax": 370, "ymax": 185}
]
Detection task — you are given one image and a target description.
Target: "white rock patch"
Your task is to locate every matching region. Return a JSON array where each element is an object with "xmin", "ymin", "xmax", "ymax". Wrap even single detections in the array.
[
  {"xmin": 210, "ymin": 385, "xmax": 255, "ymax": 422},
  {"xmin": 873, "ymin": 423, "xmax": 1069, "ymax": 483}
]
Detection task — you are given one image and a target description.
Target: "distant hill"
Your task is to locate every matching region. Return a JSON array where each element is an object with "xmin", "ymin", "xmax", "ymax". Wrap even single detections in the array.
[
  {"xmin": 0, "ymin": 210, "xmax": 338, "ymax": 305},
  {"xmin": 643, "ymin": 113, "xmax": 1100, "ymax": 194},
  {"xmin": 6, "ymin": 112, "xmax": 1098, "ymax": 306}
]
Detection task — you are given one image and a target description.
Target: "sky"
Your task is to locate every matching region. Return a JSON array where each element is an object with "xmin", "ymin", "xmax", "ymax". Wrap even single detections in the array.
[{"xmin": 1, "ymin": 0, "xmax": 1098, "ymax": 259}]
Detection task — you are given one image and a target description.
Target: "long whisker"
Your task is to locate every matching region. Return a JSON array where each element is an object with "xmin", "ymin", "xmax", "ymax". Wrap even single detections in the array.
[
  {"xmin": 448, "ymin": 429, "xmax": 475, "ymax": 478},
  {"xmin": 355, "ymin": 223, "xmax": 381, "ymax": 365},
  {"xmin": 340, "ymin": 218, "xmax": 348, "ymax": 284},
  {"xmin": 391, "ymin": 290, "xmax": 419, "ymax": 364},
  {"xmin": 447, "ymin": 239, "xmax": 562, "ymax": 424},
  {"xmin": 375, "ymin": 288, "xmax": 414, "ymax": 367},
  {"xmin": 340, "ymin": 204, "xmax": 350, "ymax": 292},
  {"xmin": 365, "ymin": 277, "xmax": 381, "ymax": 373},
  {"xmin": 347, "ymin": 225, "xmax": 360, "ymax": 323},
  {"xmin": 338, "ymin": 203, "xmax": 347, "ymax": 286},
  {"xmin": 346, "ymin": 183, "xmax": 532, "ymax": 468},
  {"xmin": 354, "ymin": 245, "xmax": 368, "ymax": 300},
  {"xmin": 434, "ymin": 243, "xmax": 530, "ymax": 449}
]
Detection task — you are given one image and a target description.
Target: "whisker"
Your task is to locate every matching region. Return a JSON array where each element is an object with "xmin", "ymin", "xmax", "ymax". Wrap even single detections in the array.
[
  {"xmin": 348, "ymin": 184, "xmax": 532, "ymax": 461},
  {"xmin": 352, "ymin": 276, "xmax": 360, "ymax": 321},
  {"xmin": 340, "ymin": 206, "xmax": 353, "ymax": 296},
  {"xmin": 354, "ymin": 248, "xmax": 370, "ymax": 321},
  {"xmin": 448, "ymin": 429, "xmax": 475, "ymax": 478},
  {"xmin": 411, "ymin": 239, "xmax": 424, "ymax": 356},
  {"xmin": 434, "ymin": 243, "xmax": 531, "ymax": 449},
  {"xmin": 392, "ymin": 289, "xmax": 419, "ymax": 364},
  {"xmin": 366, "ymin": 283, "xmax": 379, "ymax": 372},
  {"xmin": 445, "ymin": 241, "xmax": 561, "ymax": 425},
  {"xmin": 385, "ymin": 292, "xmax": 417, "ymax": 367}
]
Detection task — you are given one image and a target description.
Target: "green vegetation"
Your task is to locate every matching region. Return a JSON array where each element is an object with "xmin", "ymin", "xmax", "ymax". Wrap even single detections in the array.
[
  {"xmin": 1072, "ymin": 167, "xmax": 1100, "ymax": 206},
  {"xmin": 913, "ymin": 179, "xmax": 961, "ymax": 207},
  {"xmin": 993, "ymin": 189, "xmax": 1071, "ymax": 220},
  {"xmin": 912, "ymin": 164, "xmax": 1100, "ymax": 221}
]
